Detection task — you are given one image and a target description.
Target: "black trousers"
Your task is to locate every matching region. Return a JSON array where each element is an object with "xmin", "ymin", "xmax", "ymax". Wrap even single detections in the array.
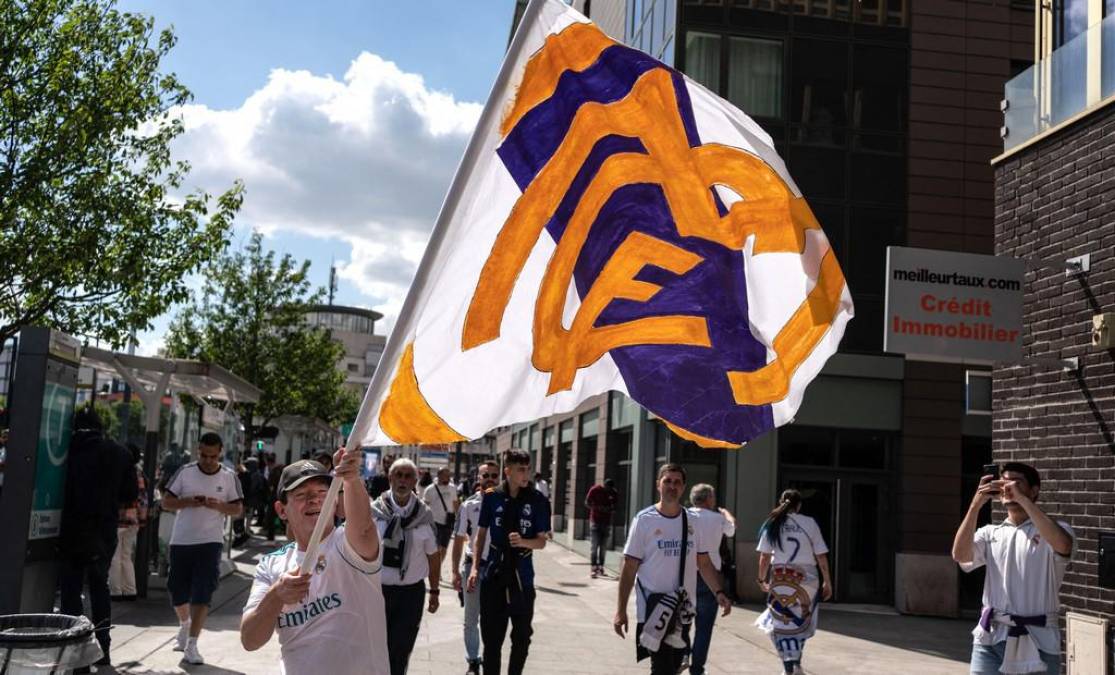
[
  {"xmin": 59, "ymin": 555, "xmax": 113, "ymax": 657},
  {"xmin": 479, "ymin": 578, "xmax": 535, "ymax": 675},
  {"xmin": 636, "ymin": 622, "xmax": 687, "ymax": 675},
  {"xmin": 590, "ymin": 524, "xmax": 610, "ymax": 567},
  {"xmin": 382, "ymin": 581, "xmax": 425, "ymax": 675}
]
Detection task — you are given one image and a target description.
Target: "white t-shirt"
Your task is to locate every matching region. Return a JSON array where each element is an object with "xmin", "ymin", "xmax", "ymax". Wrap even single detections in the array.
[
  {"xmin": 373, "ymin": 497, "xmax": 438, "ymax": 586},
  {"xmin": 166, "ymin": 463, "xmax": 243, "ymax": 546},
  {"xmin": 245, "ymin": 526, "xmax": 389, "ymax": 675},
  {"xmin": 423, "ymin": 483, "xmax": 457, "ymax": 526},
  {"xmin": 453, "ymin": 491, "xmax": 490, "ymax": 562},
  {"xmin": 960, "ymin": 518, "xmax": 1074, "ymax": 654},
  {"xmin": 689, "ymin": 507, "xmax": 736, "ymax": 571},
  {"xmin": 756, "ymin": 513, "xmax": 828, "ymax": 568},
  {"xmin": 623, "ymin": 506, "xmax": 701, "ymax": 623}
]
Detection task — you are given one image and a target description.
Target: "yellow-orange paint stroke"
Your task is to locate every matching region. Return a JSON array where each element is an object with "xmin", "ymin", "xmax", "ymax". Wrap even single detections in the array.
[
  {"xmin": 726, "ymin": 251, "xmax": 847, "ymax": 406},
  {"xmin": 539, "ymin": 230, "xmax": 710, "ymax": 394},
  {"xmin": 465, "ymin": 68, "xmax": 811, "ymax": 356},
  {"xmin": 663, "ymin": 420, "xmax": 744, "ymax": 450},
  {"xmin": 379, "ymin": 343, "xmax": 467, "ymax": 444},
  {"xmin": 500, "ymin": 22, "xmax": 616, "ymax": 138}
]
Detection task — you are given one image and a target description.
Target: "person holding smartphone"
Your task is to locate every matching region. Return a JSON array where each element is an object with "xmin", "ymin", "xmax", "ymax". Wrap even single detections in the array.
[
  {"xmin": 161, "ymin": 433, "xmax": 244, "ymax": 665},
  {"xmin": 952, "ymin": 462, "xmax": 1073, "ymax": 675}
]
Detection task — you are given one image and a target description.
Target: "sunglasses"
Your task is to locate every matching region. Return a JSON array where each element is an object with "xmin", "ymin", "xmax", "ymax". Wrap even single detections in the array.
[{"xmin": 480, "ymin": 472, "xmax": 499, "ymax": 479}]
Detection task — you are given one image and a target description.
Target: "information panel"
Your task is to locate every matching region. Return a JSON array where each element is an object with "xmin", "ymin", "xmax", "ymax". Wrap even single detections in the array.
[{"xmin": 884, "ymin": 246, "xmax": 1024, "ymax": 364}]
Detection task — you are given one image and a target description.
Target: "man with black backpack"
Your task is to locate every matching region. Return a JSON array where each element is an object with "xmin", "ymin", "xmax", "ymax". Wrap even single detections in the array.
[
  {"xmin": 466, "ymin": 449, "xmax": 551, "ymax": 675},
  {"xmin": 58, "ymin": 405, "xmax": 139, "ymax": 669},
  {"xmin": 614, "ymin": 463, "xmax": 731, "ymax": 674}
]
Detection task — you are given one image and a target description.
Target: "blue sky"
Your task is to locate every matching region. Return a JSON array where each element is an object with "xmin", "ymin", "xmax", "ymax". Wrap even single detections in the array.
[{"xmin": 117, "ymin": 0, "xmax": 514, "ymax": 353}]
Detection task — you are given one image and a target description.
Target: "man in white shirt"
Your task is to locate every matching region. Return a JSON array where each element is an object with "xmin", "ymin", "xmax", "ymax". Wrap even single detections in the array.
[
  {"xmin": 952, "ymin": 462, "xmax": 1073, "ymax": 675},
  {"xmin": 423, "ymin": 466, "xmax": 459, "ymax": 579},
  {"xmin": 161, "ymin": 433, "xmax": 244, "ymax": 665},
  {"xmin": 240, "ymin": 451, "xmax": 388, "ymax": 675},
  {"xmin": 686, "ymin": 484, "xmax": 736, "ymax": 675},
  {"xmin": 373, "ymin": 458, "xmax": 440, "ymax": 675},
  {"xmin": 533, "ymin": 472, "xmax": 550, "ymax": 499},
  {"xmin": 451, "ymin": 460, "xmax": 500, "ymax": 675},
  {"xmin": 615, "ymin": 464, "xmax": 731, "ymax": 674}
]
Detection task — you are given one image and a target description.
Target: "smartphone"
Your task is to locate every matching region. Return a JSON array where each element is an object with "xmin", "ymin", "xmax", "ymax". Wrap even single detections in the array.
[{"xmin": 982, "ymin": 464, "xmax": 1000, "ymax": 494}]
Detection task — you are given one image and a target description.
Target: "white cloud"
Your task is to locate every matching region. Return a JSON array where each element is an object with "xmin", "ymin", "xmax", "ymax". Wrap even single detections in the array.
[{"xmin": 170, "ymin": 52, "xmax": 482, "ymax": 328}]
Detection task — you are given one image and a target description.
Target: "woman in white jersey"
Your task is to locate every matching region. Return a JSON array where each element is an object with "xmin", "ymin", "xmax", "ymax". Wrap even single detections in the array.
[{"xmin": 754, "ymin": 489, "xmax": 832, "ymax": 675}]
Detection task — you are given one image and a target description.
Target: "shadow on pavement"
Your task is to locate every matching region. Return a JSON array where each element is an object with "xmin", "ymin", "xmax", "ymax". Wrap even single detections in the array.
[{"xmin": 813, "ymin": 606, "xmax": 973, "ymax": 663}]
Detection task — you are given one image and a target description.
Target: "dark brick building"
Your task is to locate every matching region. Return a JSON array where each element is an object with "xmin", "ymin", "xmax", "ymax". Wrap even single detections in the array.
[{"xmin": 993, "ymin": 0, "xmax": 1115, "ymax": 668}]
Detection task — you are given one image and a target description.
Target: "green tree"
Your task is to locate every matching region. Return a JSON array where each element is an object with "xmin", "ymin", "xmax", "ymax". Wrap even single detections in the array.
[
  {"xmin": 0, "ymin": 0, "xmax": 243, "ymax": 347},
  {"xmin": 165, "ymin": 233, "xmax": 349, "ymax": 449}
]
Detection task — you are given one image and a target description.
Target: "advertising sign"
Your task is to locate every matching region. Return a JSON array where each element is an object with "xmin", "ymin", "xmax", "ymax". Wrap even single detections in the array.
[
  {"xmin": 884, "ymin": 246, "xmax": 1024, "ymax": 364},
  {"xmin": 29, "ymin": 381, "xmax": 75, "ymax": 539}
]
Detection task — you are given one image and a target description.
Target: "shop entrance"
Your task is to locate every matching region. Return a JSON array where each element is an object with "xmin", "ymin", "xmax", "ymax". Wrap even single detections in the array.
[{"xmin": 778, "ymin": 426, "xmax": 896, "ymax": 604}]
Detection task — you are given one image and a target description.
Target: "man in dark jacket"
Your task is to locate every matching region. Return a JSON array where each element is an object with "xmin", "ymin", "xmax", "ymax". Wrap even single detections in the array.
[{"xmin": 58, "ymin": 405, "xmax": 138, "ymax": 667}]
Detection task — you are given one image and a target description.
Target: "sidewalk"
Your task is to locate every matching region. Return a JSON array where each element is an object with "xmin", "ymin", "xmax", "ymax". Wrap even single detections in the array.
[{"xmin": 102, "ymin": 536, "xmax": 975, "ymax": 674}]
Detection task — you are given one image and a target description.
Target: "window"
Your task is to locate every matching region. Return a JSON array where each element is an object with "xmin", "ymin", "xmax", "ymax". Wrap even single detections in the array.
[
  {"xmin": 1054, "ymin": 0, "xmax": 1088, "ymax": 47},
  {"xmin": 852, "ymin": 44, "xmax": 905, "ymax": 133},
  {"xmin": 347, "ymin": 363, "xmax": 359, "ymax": 373},
  {"xmin": 727, "ymin": 37, "xmax": 783, "ymax": 118},
  {"xmin": 685, "ymin": 31, "xmax": 721, "ymax": 91},
  {"xmin": 791, "ymin": 39, "xmax": 848, "ymax": 132}
]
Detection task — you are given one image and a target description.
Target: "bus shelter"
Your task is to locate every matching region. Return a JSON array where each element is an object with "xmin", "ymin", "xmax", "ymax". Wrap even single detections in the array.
[{"xmin": 80, "ymin": 347, "xmax": 260, "ymax": 597}]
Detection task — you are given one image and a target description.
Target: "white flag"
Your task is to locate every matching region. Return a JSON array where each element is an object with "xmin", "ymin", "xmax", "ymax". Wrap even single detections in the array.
[{"xmin": 349, "ymin": 0, "xmax": 853, "ymax": 449}]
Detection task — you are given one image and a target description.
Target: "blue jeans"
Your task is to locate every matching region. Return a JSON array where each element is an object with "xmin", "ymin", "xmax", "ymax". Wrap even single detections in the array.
[
  {"xmin": 689, "ymin": 577, "xmax": 719, "ymax": 675},
  {"xmin": 970, "ymin": 643, "xmax": 1060, "ymax": 674},
  {"xmin": 461, "ymin": 558, "xmax": 481, "ymax": 663}
]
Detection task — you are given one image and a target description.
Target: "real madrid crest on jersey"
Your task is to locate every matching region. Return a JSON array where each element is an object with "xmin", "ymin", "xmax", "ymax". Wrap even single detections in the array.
[
  {"xmin": 522, "ymin": 503, "xmax": 532, "ymax": 517},
  {"xmin": 315, "ymin": 554, "xmax": 327, "ymax": 574},
  {"xmin": 767, "ymin": 566, "xmax": 813, "ymax": 634}
]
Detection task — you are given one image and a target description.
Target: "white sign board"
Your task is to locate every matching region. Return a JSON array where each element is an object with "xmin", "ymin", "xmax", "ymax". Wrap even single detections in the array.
[{"xmin": 884, "ymin": 246, "xmax": 1024, "ymax": 364}]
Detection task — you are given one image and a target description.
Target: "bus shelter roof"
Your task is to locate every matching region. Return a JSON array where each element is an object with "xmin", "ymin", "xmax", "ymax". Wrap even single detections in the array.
[{"xmin": 81, "ymin": 346, "xmax": 260, "ymax": 404}]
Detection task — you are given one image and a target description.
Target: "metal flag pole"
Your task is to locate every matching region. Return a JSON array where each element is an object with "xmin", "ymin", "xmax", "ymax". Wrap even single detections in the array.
[{"xmin": 299, "ymin": 0, "xmax": 552, "ymax": 574}]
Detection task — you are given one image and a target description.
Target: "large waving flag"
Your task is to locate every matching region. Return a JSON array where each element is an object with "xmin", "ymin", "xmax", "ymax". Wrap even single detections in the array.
[{"xmin": 350, "ymin": 0, "xmax": 853, "ymax": 450}]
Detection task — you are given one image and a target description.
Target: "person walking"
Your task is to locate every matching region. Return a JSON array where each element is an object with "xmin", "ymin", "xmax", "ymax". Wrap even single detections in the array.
[
  {"xmin": 585, "ymin": 478, "xmax": 619, "ymax": 577},
  {"xmin": 754, "ymin": 489, "xmax": 832, "ymax": 675},
  {"xmin": 466, "ymin": 449, "xmax": 551, "ymax": 675},
  {"xmin": 109, "ymin": 443, "xmax": 147, "ymax": 599},
  {"xmin": 614, "ymin": 464, "xmax": 731, "ymax": 675},
  {"xmin": 952, "ymin": 462, "xmax": 1073, "ymax": 675},
  {"xmin": 533, "ymin": 472, "xmax": 550, "ymax": 500},
  {"xmin": 371, "ymin": 458, "xmax": 440, "ymax": 675},
  {"xmin": 686, "ymin": 484, "xmax": 736, "ymax": 675},
  {"xmin": 263, "ymin": 452, "xmax": 284, "ymax": 540},
  {"xmin": 241, "ymin": 452, "xmax": 389, "ymax": 674},
  {"xmin": 423, "ymin": 466, "xmax": 459, "ymax": 580},
  {"xmin": 451, "ymin": 460, "xmax": 500, "ymax": 675},
  {"xmin": 161, "ymin": 432, "xmax": 244, "ymax": 665},
  {"xmin": 58, "ymin": 406, "xmax": 138, "ymax": 669}
]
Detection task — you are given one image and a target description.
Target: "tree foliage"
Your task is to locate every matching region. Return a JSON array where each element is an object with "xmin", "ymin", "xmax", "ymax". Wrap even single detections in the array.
[
  {"xmin": 165, "ymin": 233, "xmax": 350, "ymax": 434},
  {"xmin": 0, "ymin": 0, "xmax": 242, "ymax": 346}
]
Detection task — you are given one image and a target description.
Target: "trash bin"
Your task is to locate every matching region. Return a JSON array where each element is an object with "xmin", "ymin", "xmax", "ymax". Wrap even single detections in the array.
[{"xmin": 0, "ymin": 614, "xmax": 102, "ymax": 674}]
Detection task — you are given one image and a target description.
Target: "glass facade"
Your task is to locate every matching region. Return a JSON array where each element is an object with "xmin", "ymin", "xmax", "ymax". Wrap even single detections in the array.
[
  {"xmin": 627, "ymin": 0, "xmax": 678, "ymax": 64},
  {"xmin": 678, "ymin": 1, "xmax": 908, "ymax": 352},
  {"xmin": 304, "ymin": 310, "xmax": 378, "ymax": 335}
]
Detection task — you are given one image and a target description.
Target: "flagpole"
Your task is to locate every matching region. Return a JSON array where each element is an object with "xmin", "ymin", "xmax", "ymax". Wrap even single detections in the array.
[{"xmin": 299, "ymin": 0, "xmax": 554, "ymax": 574}]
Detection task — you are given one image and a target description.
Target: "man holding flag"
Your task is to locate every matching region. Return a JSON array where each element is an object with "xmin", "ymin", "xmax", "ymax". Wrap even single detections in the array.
[
  {"xmin": 239, "ymin": 450, "xmax": 388, "ymax": 675},
  {"xmin": 331, "ymin": 0, "xmax": 852, "ymax": 667}
]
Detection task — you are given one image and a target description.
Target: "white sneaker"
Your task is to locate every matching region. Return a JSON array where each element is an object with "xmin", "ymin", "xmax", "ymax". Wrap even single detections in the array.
[
  {"xmin": 182, "ymin": 640, "xmax": 204, "ymax": 665},
  {"xmin": 173, "ymin": 623, "xmax": 190, "ymax": 652}
]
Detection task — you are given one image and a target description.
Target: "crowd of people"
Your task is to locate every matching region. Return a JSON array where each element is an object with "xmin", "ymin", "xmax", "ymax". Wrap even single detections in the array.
[{"xmin": 54, "ymin": 402, "xmax": 1074, "ymax": 675}]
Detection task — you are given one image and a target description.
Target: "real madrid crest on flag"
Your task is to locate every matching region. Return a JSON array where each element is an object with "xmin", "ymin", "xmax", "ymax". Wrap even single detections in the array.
[{"xmin": 345, "ymin": 0, "xmax": 853, "ymax": 450}]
